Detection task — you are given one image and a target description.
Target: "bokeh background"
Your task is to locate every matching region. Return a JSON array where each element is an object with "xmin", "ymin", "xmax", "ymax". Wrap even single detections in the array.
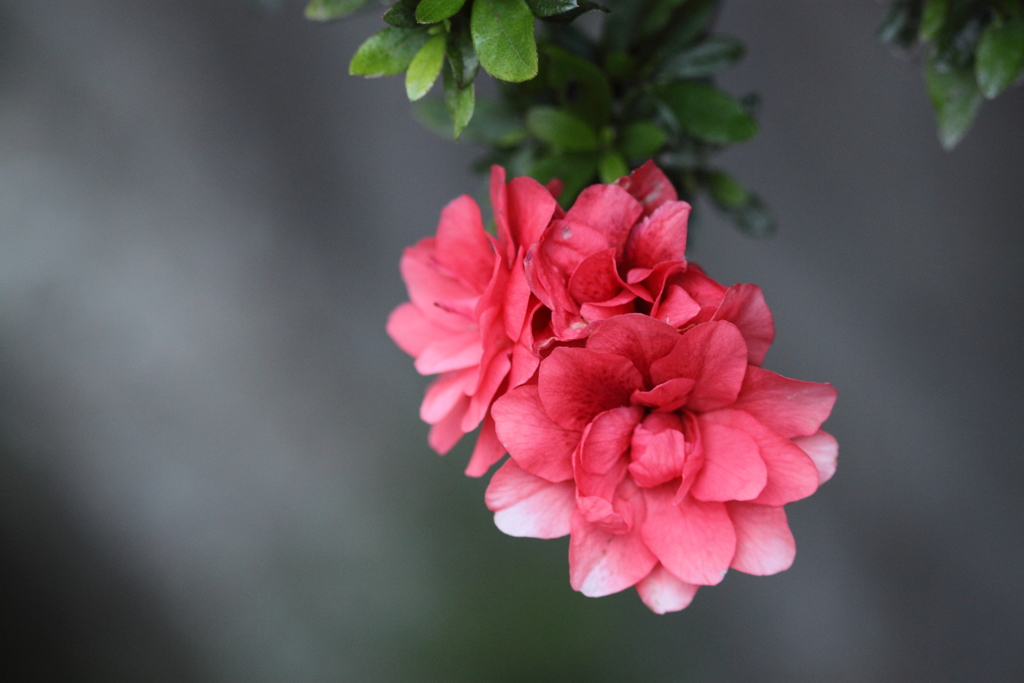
[{"xmin": 1, "ymin": 0, "xmax": 1022, "ymax": 680}]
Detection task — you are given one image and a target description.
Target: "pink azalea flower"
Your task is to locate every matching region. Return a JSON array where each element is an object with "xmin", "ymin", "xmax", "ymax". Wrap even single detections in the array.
[
  {"xmin": 487, "ymin": 314, "xmax": 837, "ymax": 613},
  {"xmin": 525, "ymin": 161, "xmax": 703, "ymax": 340},
  {"xmin": 387, "ymin": 166, "xmax": 561, "ymax": 475},
  {"xmin": 390, "ymin": 162, "xmax": 837, "ymax": 613}
]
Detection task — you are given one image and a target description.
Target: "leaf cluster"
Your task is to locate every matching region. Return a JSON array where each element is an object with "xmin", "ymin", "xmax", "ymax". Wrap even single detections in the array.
[
  {"xmin": 309, "ymin": 0, "xmax": 772, "ymax": 236},
  {"xmin": 420, "ymin": 0, "xmax": 772, "ymax": 235},
  {"xmin": 314, "ymin": 0, "xmax": 604, "ymax": 138},
  {"xmin": 880, "ymin": 0, "xmax": 1024, "ymax": 149}
]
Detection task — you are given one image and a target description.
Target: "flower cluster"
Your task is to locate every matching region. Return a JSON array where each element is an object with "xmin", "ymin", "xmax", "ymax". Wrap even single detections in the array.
[{"xmin": 388, "ymin": 163, "xmax": 837, "ymax": 613}]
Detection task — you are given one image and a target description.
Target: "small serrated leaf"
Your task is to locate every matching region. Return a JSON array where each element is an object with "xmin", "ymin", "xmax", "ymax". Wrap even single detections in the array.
[
  {"xmin": 976, "ymin": 15, "xmax": 1024, "ymax": 99},
  {"xmin": 350, "ymin": 27, "xmax": 430, "ymax": 77},
  {"xmin": 526, "ymin": 106, "xmax": 599, "ymax": 151},
  {"xmin": 305, "ymin": 0, "xmax": 370, "ymax": 21},
  {"xmin": 471, "ymin": 0, "xmax": 539, "ymax": 82},
  {"xmin": 417, "ymin": 0, "xmax": 469, "ymax": 24},
  {"xmin": 406, "ymin": 34, "xmax": 448, "ymax": 100}
]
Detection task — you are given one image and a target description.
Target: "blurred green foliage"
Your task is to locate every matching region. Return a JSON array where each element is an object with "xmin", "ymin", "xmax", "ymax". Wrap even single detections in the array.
[
  {"xmin": 310, "ymin": 0, "xmax": 773, "ymax": 236},
  {"xmin": 880, "ymin": 0, "xmax": 1024, "ymax": 149}
]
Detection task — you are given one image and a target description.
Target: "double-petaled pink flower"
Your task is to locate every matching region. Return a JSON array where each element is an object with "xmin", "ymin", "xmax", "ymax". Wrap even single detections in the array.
[{"xmin": 387, "ymin": 162, "xmax": 837, "ymax": 612}]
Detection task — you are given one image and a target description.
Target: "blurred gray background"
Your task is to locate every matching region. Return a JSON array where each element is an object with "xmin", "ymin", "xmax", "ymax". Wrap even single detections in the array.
[{"xmin": 0, "ymin": 1, "xmax": 1022, "ymax": 680}]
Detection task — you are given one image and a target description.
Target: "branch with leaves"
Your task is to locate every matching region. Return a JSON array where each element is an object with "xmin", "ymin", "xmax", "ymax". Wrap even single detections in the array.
[
  {"xmin": 880, "ymin": 0, "xmax": 1024, "ymax": 149},
  {"xmin": 308, "ymin": 0, "xmax": 773, "ymax": 235}
]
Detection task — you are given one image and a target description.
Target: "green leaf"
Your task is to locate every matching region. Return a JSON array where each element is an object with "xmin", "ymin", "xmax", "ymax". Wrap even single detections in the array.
[
  {"xmin": 926, "ymin": 60, "xmax": 982, "ymax": 149},
  {"xmin": 526, "ymin": 106, "xmax": 599, "ymax": 151},
  {"xmin": 919, "ymin": 0, "xmax": 947, "ymax": 41},
  {"xmin": 722, "ymin": 193, "xmax": 775, "ymax": 237},
  {"xmin": 350, "ymin": 27, "xmax": 430, "ymax": 77},
  {"xmin": 639, "ymin": 0, "xmax": 688, "ymax": 37},
  {"xmin": 646, "ymin": 0, "xmax": 717, "ymax": 68},
  {"xmin": 383, "ymin": 0, "xmax": 419, "ymax": 28},
  {"xmin": 471, "ymin": 0, "xmax": 539, "ymax": 82},
  {"xmin": 619, "ymin": 122, "xmax": 667, "ymax": 159},
  {"xmin": 416, "ymin": 97, "xmax": 527, "ymax": 146},
  {"xmin": 657, "ymin": 82, "xmax": 758, "ymax": 144},
  {"xmin": 526, "ymin": 0, "xmax": 606, "ymax": 22},
  {"xmin": 706, "ymin": 170, "xmax": 747, "ymax": 208},
  {"xmin": 305, "ymin": 0, "xmax": 369, "ymax": 21},
  {"xmin": 544, "ymin": 46, "xmax": 613, "ymax": 128},
  {"xmin": 598, "ymin": 151, "xmax": 629, "ymax": 183},
  {"xmin": 406, "ymin": 34, "xmax": 447, "ymax": 100},
  {"xmin": 524, "ymin": 0, "xmax": 578, "ymax": 16},
  {"xmin": 976, "ymin": 15, "xmax": 1024, "ymax": 99},
  {"xmin": 530, "ymin": 153, "xmax": 599, "ymax": 206},
  {"xmin": 417, "ymin": 0, "xmax": 469, "ymax": 24},
  {"xmin": 447, "ymin": 14, "xmax": 481, "ymax": 88},
  {"xmin": 657, "ymin": 36, "xmax": 745, "ymax": 80},
  {"xmin": 444, "ymin": 62, "xmax": 476, "ymax": 138},
  {"xmin": 877, "ymin": 0, "xmax": 921, "ymax": 48}
]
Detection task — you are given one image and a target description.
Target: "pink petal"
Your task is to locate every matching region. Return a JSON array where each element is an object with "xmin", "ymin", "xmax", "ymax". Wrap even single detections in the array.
[
  {"xmin": 485, "ymin": 459, "xmax": 575, "ymax": 538},
  {"xmin": 538, "ymin": 348, "xmax": 644, "ymax": 431},
  {"xmin": 578, "ymin": 407, "xmax": 644, "ymax": 475},
  {"xmin": 509, "ymin": 339, "xmax": 541, "ymax": 388},
  {"xmin": 428, "ymin": 394, "xmax": 470, "ymax": 454},
  {"xmin": 652, "ymin": 284, "xmax": 701, "ymax": 328},
  {"xmin": 492, "ymin": 385, "xmax": 579, "ymax": 482},
  {"xmin": 507, "ymin": 175, "xmax": 558, "ymax": 248},
  {"xmin": 567, "ymin": 249, "xmax": 622, "ymax": 304},
  {"xmin": 585, "ymin": 314, "xmax": 681, "ymax": 383},
  {"xmin": 625, "ymin": 201, "xmax": 691, "ymax": 270},
  {"xmin": 615, "ymin": 160, "xmax": 678, "ymax": 216},
  {"xmin": 641, "ymin": 486, "xmax": 736, "ymax": 585},
  {"xmin": 524, "ymin": 220, "xmax": 602, "ymax": 317},
  {"xmin": 565, "ymin": 184, "xmax": 644, "ymax": 261},
  {"xmin": 628, "ymin": 426, "xmax": 688, "ymax": 488},
  {"xmin": 727, "ymin": 502, "xmax": 796, "ymax": 575},
  {"xmin": 465, "ymin": 414, "xmax": 506, "ymax": 477},
  {"xmin": 635, "ymin": 564, "xmax": 700, "ymax": 614},
  {"xmin": 545, "ymin": 178, "xmax": 564, "ymax": 200},
  {"xmin": 401, "ymin": 240, "xmax": 480, "ymax": 328},
  {"xmin": 579, "ymin": 299, "xmax": 636, "ymax": 323},
  {"xmin": 678, "ymin": 265, "xmax": 728, "ymax": 314},
  {"xmin": 503, "ymin": 250, "xmax": 531, "ymax": 341},
  {"xmin": 420, "ymin": 367, "xmax": 478, "ymax": 424},
  {"xmin": 649, "ymin": 321, "xmax": 748, "ymax": 412},
  {"xmin": 435, "ymin": 194, "xmax": 494, "ymax": 292},
  {"xmin": 712, "ymin": 284, "xmax": 775, "ymax": 366},
  {"xmin": 630, "ymin": 377, "xmax": 695, "ymax": 413},
  {"xmin": 701, "ymin": 409, "xmax": 820, "ymax": 505},
  {"xmin": 414, "ymin": 331, "xmax": 483, "ymax": 375},
  {"xmin": 386, "ymin": 302, "xmax": 452, "ymax": 358},
  {"xmin": 732, "ymin": 366, "xmax": 838, "ymax": 438},
  {"xmin": 690, "ymin": 419, "xmax": 767, "ymax": 502},
  {"xmin": 489, "ymin": 165, "xmax": 515, "ymax": 263},
  {"xmin": 461, "ymin": 307, "xmax": 512, "ymax": 432},
  {"xmin": 793, "ymin": 429, "xmax": 838, "ymax": 484},
  {"xmin": 569, "ymin": 484, "xmax": 658, "ymax": 597}
]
